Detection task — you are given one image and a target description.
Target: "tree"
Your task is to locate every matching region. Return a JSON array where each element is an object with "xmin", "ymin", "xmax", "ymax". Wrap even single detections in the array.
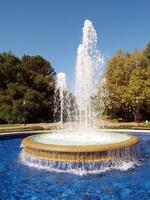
[
  {"xmin": 0, "ymin": 52, "xmax": 56, "ymax": 124},
  {"xmin": 96, "ymin": 45, "xmax": 150, "ymax": 122}
]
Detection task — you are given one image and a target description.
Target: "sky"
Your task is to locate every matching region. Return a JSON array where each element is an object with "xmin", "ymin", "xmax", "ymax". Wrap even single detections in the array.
[{"xmin": 0, "ymin": 0, "xmax": 150, "ymax": 90}]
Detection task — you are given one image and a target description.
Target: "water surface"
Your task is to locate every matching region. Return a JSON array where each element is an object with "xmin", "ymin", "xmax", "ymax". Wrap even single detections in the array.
[{"xmin": 0, "ymin": 132, "xmax": 150, "ymax": 200}]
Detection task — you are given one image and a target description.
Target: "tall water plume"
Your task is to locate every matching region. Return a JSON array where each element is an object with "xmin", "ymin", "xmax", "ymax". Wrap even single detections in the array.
[
  {"xmin": 54, "ymin": 72, "xmax": 68, "ymax": 129},
  {"xmin": 75, "ymin": 19, "xmax": 104, "ymax": 132}
]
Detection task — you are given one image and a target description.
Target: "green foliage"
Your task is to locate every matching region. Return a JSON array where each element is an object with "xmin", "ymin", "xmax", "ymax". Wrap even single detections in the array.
[
  {"xmin": 96, "ymin": 43, "xmax": 150, "ymax": 121},
  {"xmin": 0, "ymin": 52, "xmax": 55, "ymax": 124}
]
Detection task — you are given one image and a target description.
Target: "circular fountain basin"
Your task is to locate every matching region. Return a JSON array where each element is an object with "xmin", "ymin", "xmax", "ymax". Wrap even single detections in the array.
[{"xmin": 22, "ymin": 132, "xmax": 139, "ymax": 164}]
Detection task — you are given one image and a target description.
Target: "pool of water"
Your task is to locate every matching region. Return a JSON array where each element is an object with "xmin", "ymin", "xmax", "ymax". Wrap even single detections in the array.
[
  {"xmin": 1, "ymin": 132, "xmax": 150, "ymax": 200},
  {"xmin": 31, "ymin": 132, "xmax": 131, "ymax": 146}
]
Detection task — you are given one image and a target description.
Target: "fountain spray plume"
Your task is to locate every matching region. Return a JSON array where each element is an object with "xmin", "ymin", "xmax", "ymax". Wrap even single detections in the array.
[
  {"xmin": 55, "ymin": 72, "xmax": 68, "ymax": 130},
  {"xmin": 75, "ymin": 19, "xmax": 104, "ymax": 132}
]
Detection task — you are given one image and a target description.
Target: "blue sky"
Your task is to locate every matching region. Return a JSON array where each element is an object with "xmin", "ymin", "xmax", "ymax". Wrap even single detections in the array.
[{"xmin": 0, "ymin": 0, "xmax": 150, "ymax": 90}]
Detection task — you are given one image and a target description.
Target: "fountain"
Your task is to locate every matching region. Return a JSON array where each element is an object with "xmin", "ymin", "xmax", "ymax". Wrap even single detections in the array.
[
  {"xmin": 21, "ymin": 19, "xmax": 139, "ymax": 174},
  {"xmin": 54, "ymin": 72, "xmax": 68, "ymax": 130}
]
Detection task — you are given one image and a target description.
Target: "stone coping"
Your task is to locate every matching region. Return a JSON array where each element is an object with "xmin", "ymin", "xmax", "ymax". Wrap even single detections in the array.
[{"xmin": 22, "ymin": 133, "xmax": 139, "ymax": 153}]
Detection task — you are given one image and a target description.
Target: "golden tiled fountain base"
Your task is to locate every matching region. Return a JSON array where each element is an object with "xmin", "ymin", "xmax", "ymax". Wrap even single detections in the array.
[{"xmin": 22, "ymin": 135, "xmax": 139, "ymax": 163}]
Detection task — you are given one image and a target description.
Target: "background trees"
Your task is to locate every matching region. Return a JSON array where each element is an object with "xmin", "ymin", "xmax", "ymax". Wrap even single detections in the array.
[
  {"xmin": 1, "ymin": 41, "xmax": 150, "ymax": 124},
  {"xmin": 0, "ymin": 53, "xmax": 55, "ymax": 124},
  {"xmin": 96, "ymin": 42, "xmax": 150, "ymax": 121}
]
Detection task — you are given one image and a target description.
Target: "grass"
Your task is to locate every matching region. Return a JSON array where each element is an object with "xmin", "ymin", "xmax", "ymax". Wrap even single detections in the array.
[
  {"xmin": 0, "ymin": 124, "xmax": 21, "ymax": 128},
  {"xmin": 102, "ymin": 125, "xmax": 133, "ymax": 129},
  {"xmin": 102, "ymin": 123, "xmax": 150, "ymax": 130},
  {"xmin": 0, "ymin": 121, "xmax": 150, "ymax": 134},
  {"xmin": 143, "ymin": 122, "xmax": 150, "ymax": 127},
  {"xmin": 0, "ymin": 125, "xmax": 44, "ymax": 133}
]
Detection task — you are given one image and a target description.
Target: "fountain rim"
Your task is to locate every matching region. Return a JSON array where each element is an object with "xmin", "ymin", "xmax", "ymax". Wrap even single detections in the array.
[{"xmin": 22, "ymin": 133, "xmax": 139, "ymax": 153}]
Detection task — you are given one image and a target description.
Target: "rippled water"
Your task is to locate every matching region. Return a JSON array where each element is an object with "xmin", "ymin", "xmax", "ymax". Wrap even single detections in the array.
[{"xmin": 1, "ymin": 132, "xmax": 150, "ymax": 200}]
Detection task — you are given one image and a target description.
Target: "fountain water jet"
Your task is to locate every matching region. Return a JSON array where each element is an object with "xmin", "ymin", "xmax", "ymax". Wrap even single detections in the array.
[
  {"xmin": 75, "ymin": 19, "xmax": 104, "ymax": 132},
  {"xmin": 54, "ymin": 72, "xmax": 67, "ymax": 130},
  {"xmin": 21, "ymin": 19, "xmax": 139, "ymax": 175}
]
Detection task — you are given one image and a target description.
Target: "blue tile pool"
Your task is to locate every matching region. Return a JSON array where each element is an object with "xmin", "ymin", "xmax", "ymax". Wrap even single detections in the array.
[{"xmin": 0, "ymin": 132, "xmax": 150, "ymax": 200}]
